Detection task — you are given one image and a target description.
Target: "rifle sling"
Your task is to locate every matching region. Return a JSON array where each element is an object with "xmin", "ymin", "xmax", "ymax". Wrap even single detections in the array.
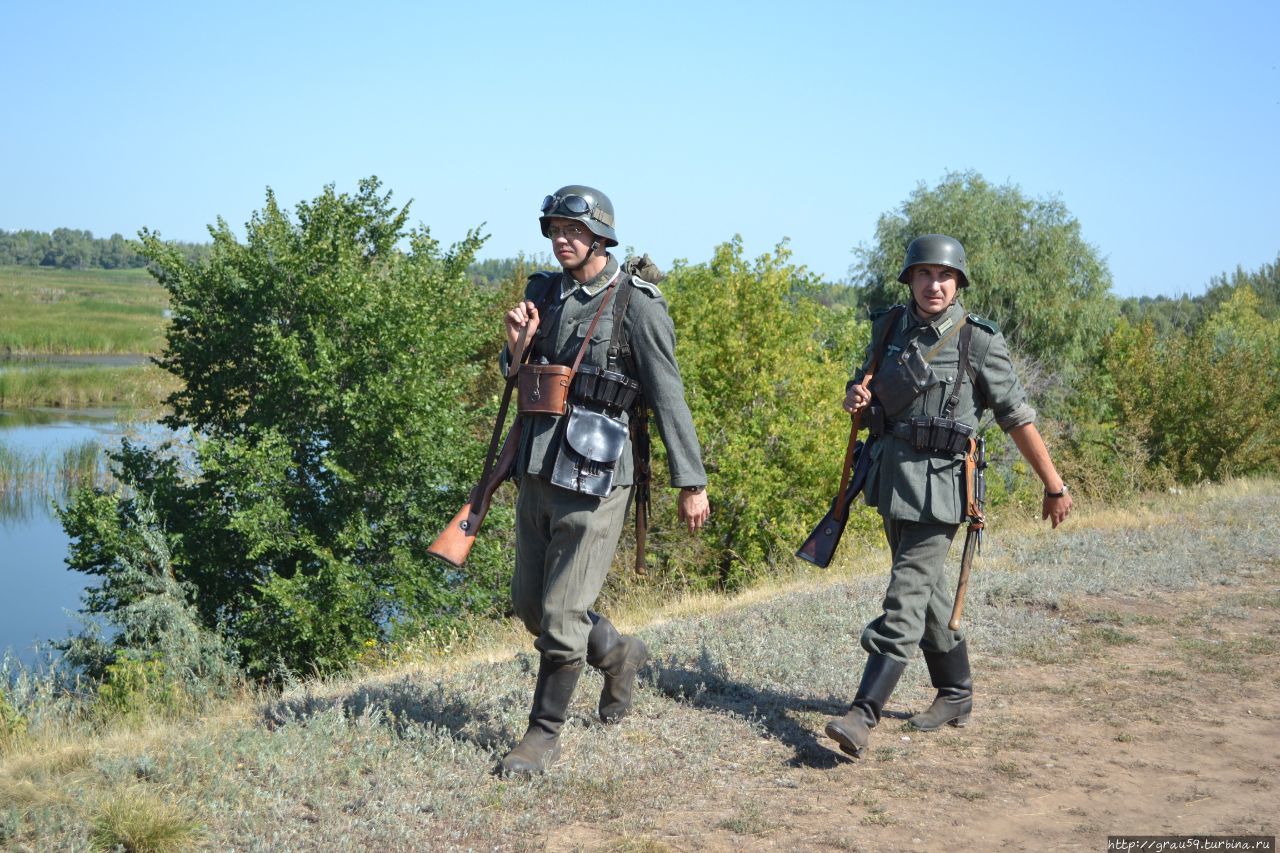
[{"xmin": 474, "ymin": 322, "xmax": 531, "ymax": 509}]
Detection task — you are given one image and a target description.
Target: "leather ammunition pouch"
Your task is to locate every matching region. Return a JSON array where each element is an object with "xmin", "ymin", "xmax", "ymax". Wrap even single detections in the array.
[
  {"xmin": 550, "ymin": 406, "xmax": 628, "ymax": 496},
  {"xmin": 572, "ymin": 364, "xmax": 640, "ymax": 412},
  {"xmin": 518, "ymin": 363, "xmax": 573, "ymax": 415},
  {"xmin": 871, "ymin": 414, "xmax": 974, "ymax": 455}
]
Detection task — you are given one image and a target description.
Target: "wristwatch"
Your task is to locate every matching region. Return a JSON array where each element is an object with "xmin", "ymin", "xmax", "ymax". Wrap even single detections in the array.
[
  {"xmin": 1044, "ymin": 483, "xmax": 1069, "ymax": 498},
  {"xmin": 682, "ymin": 485, "xmax": 706, "ymax": 495}
]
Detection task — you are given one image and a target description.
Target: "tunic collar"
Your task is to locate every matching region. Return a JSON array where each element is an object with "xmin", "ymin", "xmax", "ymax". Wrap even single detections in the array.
[
  {"xmin": 559, "ymin": 254, "xmax": 619, "ymax": 300},
  {"xmin": 908, "ymin": 300, "xmax": 965, "ymax": 338}
]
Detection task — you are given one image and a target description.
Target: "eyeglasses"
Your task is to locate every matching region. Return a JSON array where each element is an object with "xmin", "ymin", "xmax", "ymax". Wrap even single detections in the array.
[
  {"xmin": 540, "ymin": 193, "xmax": 614, "ymax": 227},
  {"xmin": 546, "ymin": 223, "xmax": 588, "ymax": 240}
]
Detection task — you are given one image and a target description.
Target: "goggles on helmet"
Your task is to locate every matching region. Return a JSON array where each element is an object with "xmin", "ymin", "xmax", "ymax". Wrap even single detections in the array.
[{"xmin": 540, "ymin": 193, "xmax": 615, "ymax": 227}]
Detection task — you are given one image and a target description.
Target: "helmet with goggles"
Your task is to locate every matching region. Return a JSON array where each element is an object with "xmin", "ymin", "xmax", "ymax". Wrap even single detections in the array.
[
  {"xmin": 539, "ymin": 185, "xmax": 617, "ymax": 247},
  {"xmin": 897, "ymin": 234, "xmax": 971, "ymax": 288}
]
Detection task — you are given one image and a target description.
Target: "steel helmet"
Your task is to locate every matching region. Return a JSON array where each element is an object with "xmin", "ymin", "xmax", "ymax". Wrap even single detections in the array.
[
  {"xmin": 897, "ymin": 234, "xmax": 971, "ymax": 288},
  {"xmin": 538, "ymin": 185, "xmax": 617, "ymax": 247}
]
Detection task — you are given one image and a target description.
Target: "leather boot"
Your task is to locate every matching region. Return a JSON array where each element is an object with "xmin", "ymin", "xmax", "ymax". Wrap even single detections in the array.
[
  {"xmin": 586, "ymin": 612, "xmax": 649, "ymax": 723},
  {"xmin": 908, "ymin": 640, "xmax": 973, "ymax": 731},
  {"xmin": 499, "ymin": 657, "xmax": 583, "ymax": 776},
  {"xmin": 824, "ymin": 654, "xmax": 906, "ymax": 758}
]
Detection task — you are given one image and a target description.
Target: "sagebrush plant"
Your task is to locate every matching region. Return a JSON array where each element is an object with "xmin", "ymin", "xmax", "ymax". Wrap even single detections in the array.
[
  {"xmin": 0, "ymin": 687, "xmax": 26, "ymax": 743},
  {"xmin": 57, "ymin": 495, "xmax": 239, "ymax": 713}
]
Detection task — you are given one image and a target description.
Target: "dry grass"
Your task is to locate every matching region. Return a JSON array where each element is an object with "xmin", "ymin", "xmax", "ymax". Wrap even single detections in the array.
[{"xmin": 1, "ymin": 477, "xmax": 1277, "ymax": 849}]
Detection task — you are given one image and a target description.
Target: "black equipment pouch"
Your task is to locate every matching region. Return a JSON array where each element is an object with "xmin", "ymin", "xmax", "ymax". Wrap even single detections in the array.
[
  {"xmin": 906, "ymin": 415, "xmax": 974, "ymax": 454},
  {"xmin": 550, "ymin": 406, "xmax": 629, "ymax": 497},
  {"xmin": 866, "ymin": 405, "xmax": 887, "ymax": 437},
  {"xmin": 572, "ymin": 364, "xmax": 640, "ymax": 413}
]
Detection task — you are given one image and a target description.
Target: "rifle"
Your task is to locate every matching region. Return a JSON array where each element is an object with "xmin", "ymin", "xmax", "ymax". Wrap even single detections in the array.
[
  {"xmin": 795, "ymin": 386, "xmax": 873, "ymax": 568},
  {"xmin": 427, "ymin": 324, "xmax": 531, "ymax": 568},
  {"xmin": 796, "ymin": 306, "xmax": 903, "ymax": 568},
  {"xmin": 948, "ymin": 435, "xmax": 986, "ymax": 630}
]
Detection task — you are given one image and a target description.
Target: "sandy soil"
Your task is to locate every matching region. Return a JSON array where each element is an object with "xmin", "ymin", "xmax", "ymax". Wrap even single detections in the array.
[{"xmin": 551, "ymin": 561, "xmax": 1279, "ymax": 851}]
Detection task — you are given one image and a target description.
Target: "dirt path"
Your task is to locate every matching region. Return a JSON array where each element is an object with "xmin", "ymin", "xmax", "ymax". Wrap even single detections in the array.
[{"xmin": 552, "ymin": 562, "xmax": 1279, "ymax": 851}]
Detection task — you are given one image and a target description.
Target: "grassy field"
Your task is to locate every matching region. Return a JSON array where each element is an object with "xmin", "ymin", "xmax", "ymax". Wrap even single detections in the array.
[
  {"xmin": 0, "ymin": 266, "xmax": 172, "ymax": 409},
  {"xmin": 0, "ymin": 363, "xmax": 177, "ymax": 410},
  {"xmin": 2, "ymin": 479, "xmax": 1277, "ymax": 850},
  {"xmin": 0, "ymin": 266, "xmax": 168, "ymax": 356}
]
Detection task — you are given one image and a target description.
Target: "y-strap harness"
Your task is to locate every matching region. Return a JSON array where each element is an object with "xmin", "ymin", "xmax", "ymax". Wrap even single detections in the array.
[{"xmin": 869, "ymin": 308, "xmax": 978, "ymax": 456}]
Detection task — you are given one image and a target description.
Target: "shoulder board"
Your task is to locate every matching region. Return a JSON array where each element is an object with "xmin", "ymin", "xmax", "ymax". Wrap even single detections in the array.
[
  {"xmin": 525, "ymin": 270, "xmax": 558, "ymax": 300},
  {"xmin": 628, "ymin": 276, "xmax": 662, "ymax": 298},
  {"xmin": 966, "ymin": 313, "xmax": 999, "ymax": 334},
  {"xmin": 868, "ymin": 303, "xmax": 905, "ymax": 321}
]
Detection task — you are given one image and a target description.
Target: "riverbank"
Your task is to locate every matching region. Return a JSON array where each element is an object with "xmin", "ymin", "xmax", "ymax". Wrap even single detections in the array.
[
  {"xmin": 2, "ymin": 478, "xmax": 1276, "ymax": 849},
  {"xmin": 0, "ymin": 363, "xmax": 175, "ymax": 410}
]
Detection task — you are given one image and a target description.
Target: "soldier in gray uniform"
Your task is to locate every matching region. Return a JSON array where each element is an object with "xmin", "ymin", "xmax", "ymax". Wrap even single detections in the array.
[
  {"xmin": 498, "ymin": 185, "xmax": 710, "ymax": 775},
  {"xmin": 824, "ymin": 234, "xmax": 1073, "ymax": 759}
]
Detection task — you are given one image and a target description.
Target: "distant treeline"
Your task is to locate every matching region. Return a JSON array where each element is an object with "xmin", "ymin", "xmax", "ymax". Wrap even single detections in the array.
[
  {"xmin": 1117, "ymin": 257, "xmax": 1280, "ymax": 332},
  {"xmin": 0, "ymin": 228, "xmax": 210, "ymax": 269}
]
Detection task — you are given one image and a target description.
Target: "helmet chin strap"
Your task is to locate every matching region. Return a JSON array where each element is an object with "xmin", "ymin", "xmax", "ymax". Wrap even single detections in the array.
[{"xmin": 564, "ymin": 237, "xmax": 602, "ymax": 273}]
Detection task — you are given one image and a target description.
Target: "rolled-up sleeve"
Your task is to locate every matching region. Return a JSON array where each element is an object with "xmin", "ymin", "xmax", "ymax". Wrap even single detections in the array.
[{"xmin": 977, "ymin": 331, "xmax": 1036, "ymax": 431}]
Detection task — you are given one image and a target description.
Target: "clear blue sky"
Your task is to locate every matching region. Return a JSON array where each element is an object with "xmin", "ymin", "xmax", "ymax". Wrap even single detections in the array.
[{"xmin": 3, "ymin": 0, "xmax": 1277, "ymax": 298}]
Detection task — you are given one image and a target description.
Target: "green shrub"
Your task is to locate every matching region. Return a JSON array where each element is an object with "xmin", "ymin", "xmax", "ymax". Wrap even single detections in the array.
[
  {"xmin": 664, "ymin": 238, "xmax": 872, "ymax": 583},
  {"xmin": 63, "ymin": 178, "xmax": 510, "ymax": 679}
]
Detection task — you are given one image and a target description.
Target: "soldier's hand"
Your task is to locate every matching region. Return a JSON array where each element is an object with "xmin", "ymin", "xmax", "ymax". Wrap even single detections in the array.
[
  {"xmin": 678, "ymin": 489, "xmax": 710, "ymax": 533},
  {"xmin": 505, "ymin": 300, "xmax": 540, "ymax": 357},
  {"xmin": 1042, "ymin": 492, "xmax": 1073, "ymax": 529},
  {"xmin": 843, "ymin": 384, "xmax": 871, "ymax": 413}
]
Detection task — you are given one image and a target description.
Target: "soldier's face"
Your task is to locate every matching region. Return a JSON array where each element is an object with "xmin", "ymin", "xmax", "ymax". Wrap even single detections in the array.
[
  {"xmin": 546, "ymin": 217, "xmax": 594, "ymax": 267},
  {"xmin": 909, "ymin": 264, "xmax": 959, "ymax": 317}
]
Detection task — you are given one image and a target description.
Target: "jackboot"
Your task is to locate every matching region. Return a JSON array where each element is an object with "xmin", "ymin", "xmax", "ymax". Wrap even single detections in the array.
[
  {"xmin": 499, "ymin": 657, "xmax": 583, "ymax": 776},
  {"xmin": 908, "ymin": 640, "xmax": 973, "ymax": 731},
  {"xmin": 586, "ymin": 612, "xmax": 649, "ymax": 723},
  {"xmin": 824, "ymin": 654, "xmax": 906, "ymax": 758}
]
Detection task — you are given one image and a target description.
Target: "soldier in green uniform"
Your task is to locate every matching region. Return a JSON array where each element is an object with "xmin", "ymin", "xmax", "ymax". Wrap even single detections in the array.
[
  {"xmin": 497, "ymin": 185, "xmax": 710, "ymax": 775},
  {"xmin": 824, "ymin": 234, "xmax": 1073, "ymax": 758}
]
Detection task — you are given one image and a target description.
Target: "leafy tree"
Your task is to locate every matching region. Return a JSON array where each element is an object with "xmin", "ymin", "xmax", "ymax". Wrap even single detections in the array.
[
  {"xmin": 63, "ymin": 178, "xmax": 510, "ymax": 678},
  {"xmin": 664, "ymin": 237, "xmax": 869, "ymax": 583},
  {"xmin": 850, "ymin": 171, "xmax": 1116, "ymax": 377},
  {"xmin": 1100, "ymin": 287, "xmax": 1280, "ymax": 483}
]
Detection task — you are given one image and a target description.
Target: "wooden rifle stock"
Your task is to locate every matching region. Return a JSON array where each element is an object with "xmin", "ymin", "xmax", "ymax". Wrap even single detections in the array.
[{"xmin": 428, "ymin": 421, "xmax": 523, "ymax": 568}]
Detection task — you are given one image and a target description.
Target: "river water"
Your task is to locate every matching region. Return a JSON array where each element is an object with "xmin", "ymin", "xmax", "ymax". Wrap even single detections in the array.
[
  {"xmin": 1, "ymin": 350, "xmax": 169, "ymax": 664},
  {"xmin": 0, "ymin": 408, "xmax": 132, "ymax": 664}
]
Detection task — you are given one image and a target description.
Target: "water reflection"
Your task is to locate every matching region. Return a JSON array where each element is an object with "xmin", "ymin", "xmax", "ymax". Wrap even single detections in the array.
[
  {"xmin": 0, "ymin": 353, "xmax": 152, "ymax": 370},
  {"xmin": 0, "ymin": 408, "xmax": 172, "ymax": 664}
]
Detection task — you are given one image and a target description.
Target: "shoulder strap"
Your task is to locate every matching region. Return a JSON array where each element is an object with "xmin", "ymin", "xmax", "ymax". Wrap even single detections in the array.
[
  {"xmin": 608, "ymin": 276, "xmax": 637, "ymax": 373},
  {"xmin": 941, "ymin": 322, "xmax": 975, "ymax": 418}
]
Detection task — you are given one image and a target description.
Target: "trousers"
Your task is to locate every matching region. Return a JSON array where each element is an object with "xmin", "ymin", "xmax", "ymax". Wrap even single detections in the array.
[
  {"xmin": 860, "ymin": 518, "xmax": 965, "ymax": 664},
  {"xmin": 511, "ymin": 474, "xmax": 632, "ymax": 663}
]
